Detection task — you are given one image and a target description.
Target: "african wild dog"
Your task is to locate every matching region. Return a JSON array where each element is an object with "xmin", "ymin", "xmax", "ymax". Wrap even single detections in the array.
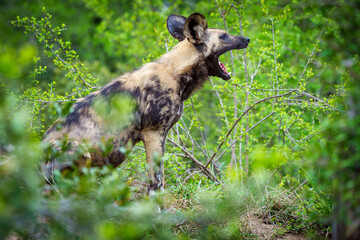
[{"xmin": 43, "ymin": 13, "xmax": 249, "ymax": 193}]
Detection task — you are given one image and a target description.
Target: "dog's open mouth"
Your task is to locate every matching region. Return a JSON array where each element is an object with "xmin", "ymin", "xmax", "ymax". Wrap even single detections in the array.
[
  {"xmin": 207, "ymin": 38, "xmax": 249, "ymax": 80},
  {"xmin": 218, "ymin": 60, "xmax": 230, "ymax": 80},
  {"xmin": 213, "ymin": 49, "xmax": 240, "ymax": 80},
  {"xmin": 211, "ymin": 54, "xmax": 231, "ymax": 80},
  {"xmin": 206, "ymin": 54, "xmax": 232, "ymax": 81}
]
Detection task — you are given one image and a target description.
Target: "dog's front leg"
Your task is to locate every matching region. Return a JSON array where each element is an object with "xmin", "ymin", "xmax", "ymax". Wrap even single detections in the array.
[{"xmin": 142, "ymin": 130, "xmax": 165, "ymax": 194}]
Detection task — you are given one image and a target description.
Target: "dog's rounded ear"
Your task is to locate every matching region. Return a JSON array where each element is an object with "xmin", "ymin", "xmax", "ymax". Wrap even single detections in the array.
[
  {"xmin": 184, "ymin": 13, "xmax": 208, "ymax": 44},
  {"xmin": 167, "ymin": 15, "xmax": 187, "ymax": 42}
]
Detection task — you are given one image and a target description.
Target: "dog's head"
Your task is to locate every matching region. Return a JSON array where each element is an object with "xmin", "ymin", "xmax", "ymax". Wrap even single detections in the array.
[{"xmin": 167, "ymin": 13, "xmax": 250, "ymax": 80}]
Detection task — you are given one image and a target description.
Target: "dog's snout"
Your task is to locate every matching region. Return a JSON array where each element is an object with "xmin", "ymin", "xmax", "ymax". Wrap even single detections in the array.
[{"xmin": 242, "ymin": 37, "xmax": 250, "ymax": 44}]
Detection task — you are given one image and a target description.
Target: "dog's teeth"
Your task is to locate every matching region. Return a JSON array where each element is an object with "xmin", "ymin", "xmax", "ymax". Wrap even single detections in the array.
[{"xmin": 219, "ymin": 61, "xmax": 229, "ymax": 75}]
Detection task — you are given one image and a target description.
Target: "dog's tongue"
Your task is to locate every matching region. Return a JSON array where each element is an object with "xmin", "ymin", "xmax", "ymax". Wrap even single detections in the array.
[{"xmin": 219, "ymin": 61, "xmax": 229, "ymax": 76}]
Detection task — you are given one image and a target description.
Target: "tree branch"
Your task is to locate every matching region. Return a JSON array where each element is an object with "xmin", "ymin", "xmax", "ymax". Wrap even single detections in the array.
[
  {"xmin": 166, "ymin": 138, "xmax": 219, "ymax": 183},
  {"xmin": 212, "ymin": 111, "xmax": 275, "ymax": 164},
  {"xmin": 205, "ymin": 90, "xmax": 296, "ymax": 168}
]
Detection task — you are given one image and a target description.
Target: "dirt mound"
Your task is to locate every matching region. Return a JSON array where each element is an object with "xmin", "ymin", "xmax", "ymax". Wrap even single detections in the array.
[{"xmin": 244, "ymin": 216, "xmax": 309, "ymax": 240}]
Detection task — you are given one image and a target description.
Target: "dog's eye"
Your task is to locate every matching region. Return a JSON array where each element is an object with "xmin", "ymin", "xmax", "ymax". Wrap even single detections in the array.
[{"xmin": 219, "ymin": 33, "xmax": 229, "ymax": 40}]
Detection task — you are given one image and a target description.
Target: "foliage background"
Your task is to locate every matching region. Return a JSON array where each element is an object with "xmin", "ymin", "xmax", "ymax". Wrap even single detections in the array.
[{"xmin": 0, "ymin": 0, "xmax": 359, "ymax": 239}]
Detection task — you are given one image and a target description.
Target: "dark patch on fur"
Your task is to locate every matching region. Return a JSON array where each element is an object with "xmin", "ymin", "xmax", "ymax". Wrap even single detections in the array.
[
  {"xmin": 108, "ymin": 149, "xmax": 126, "ymax": 167},
  {"xmin": 150, "ymin": 74, "xmax": 160, "ymax": 83},
  {"xmin": 142, "ymin": 76, "xmax": 163, "ymax": 102},
  {"xmin": 64, "ymin": 93, "xmax": 96, "ymax": 127},
  {"xmin": 99, "ymin": 80, "xmax": 142, "ymax": 103},
  {"xmin": 139, "ymin": 74, "xmax": 179, "ymax": 130},
  {"xmin": 100, "ymin": 81, "xmax": 142, "ymax": 101},
  {"xmin": 133, "ymin": 87, "xmax": 141, "ymax": 100},
  {"xmin": 44, "ymin": 118, "xmax": 65, "ymax": 136},
  {"xmin": 101, "ymin": 81, "xmax": 124, "ymax": 96},
  {"xmin": 179, "ymin": 59, "xmax": 209, "ymax": 101},
  {"xmin": 205, "ymin": 53, "xmax": 218, "ymax": 77},
  {"xmin": 194, "ymin": 43, "xmax": 207, "ymax": 53}
]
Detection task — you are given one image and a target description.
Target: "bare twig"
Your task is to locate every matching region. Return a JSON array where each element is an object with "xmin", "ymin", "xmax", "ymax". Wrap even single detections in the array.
[
  {"xmin": 291, "ymin": 179, "xmax": 308, "ymax": 194},
  {"xmin": 167, "ymin": 137, "xmax": 219, "ymax": 183},
  {"xmin": 183, "ymin": 169, "xmax": 201, "ymax": 182},
  {"xmin": 296, "ymin": 16, "xmax": 330, "ymax": 89},
  {"xmin": 190, "ymin": 98, "xmax": 208, "ymax": 152},
  {"xmin": 299, "ymin": 91, "xmax": 334, "ymax": 109},
  {"xmin": 209, "ymin": 79, "xmax": 229, "ymax": 126},
  {"xmin": 23, "ymin": 98, "xmax": 79, "ymax": 104},
  {"xmin": 22, "ymin": 86, "xmax": 99, "ymax": 107},
  {"xmin": 212, "ymin": 111, "xmax": 275, "ymax": 164},
  {"xmin": 250, "ymin": 55, "xmax": 263, "ymax": 84},
  {"xmin": 176, "ymin": 123, "xmax": 209, "ymax": 158},
  {"xmin": 234, "ymin": 85, "xmax": 298, "ymax": 92},
  {"xmin": 271, "ymin": 18, "xmax": 279, "ymax": 90},
  {"xmin": 239, "ymin": 15, "xmax": 251, "ymax": 173},
  {"xmin": 291, "ymin": 133, "xmax": 317, "ymax": 150}
]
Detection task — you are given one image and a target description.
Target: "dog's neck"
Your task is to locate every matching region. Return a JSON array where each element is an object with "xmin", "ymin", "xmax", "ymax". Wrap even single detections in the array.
[
  {"xmin": 178, "ymin": 59, "xmax": 209, "ymax": 101},
  {"xmin": 158, "ymin": 41, "xmax": 209, "ymax": 101},
  {"xmin": 158, "ymin": 41, "xmax": 200, "ymax": 74}
]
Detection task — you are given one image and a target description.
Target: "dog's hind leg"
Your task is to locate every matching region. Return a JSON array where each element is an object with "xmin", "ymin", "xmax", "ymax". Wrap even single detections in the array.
[{"xmin": 142, "ymin": 130, "xmax": 166, "ymax": 195}]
